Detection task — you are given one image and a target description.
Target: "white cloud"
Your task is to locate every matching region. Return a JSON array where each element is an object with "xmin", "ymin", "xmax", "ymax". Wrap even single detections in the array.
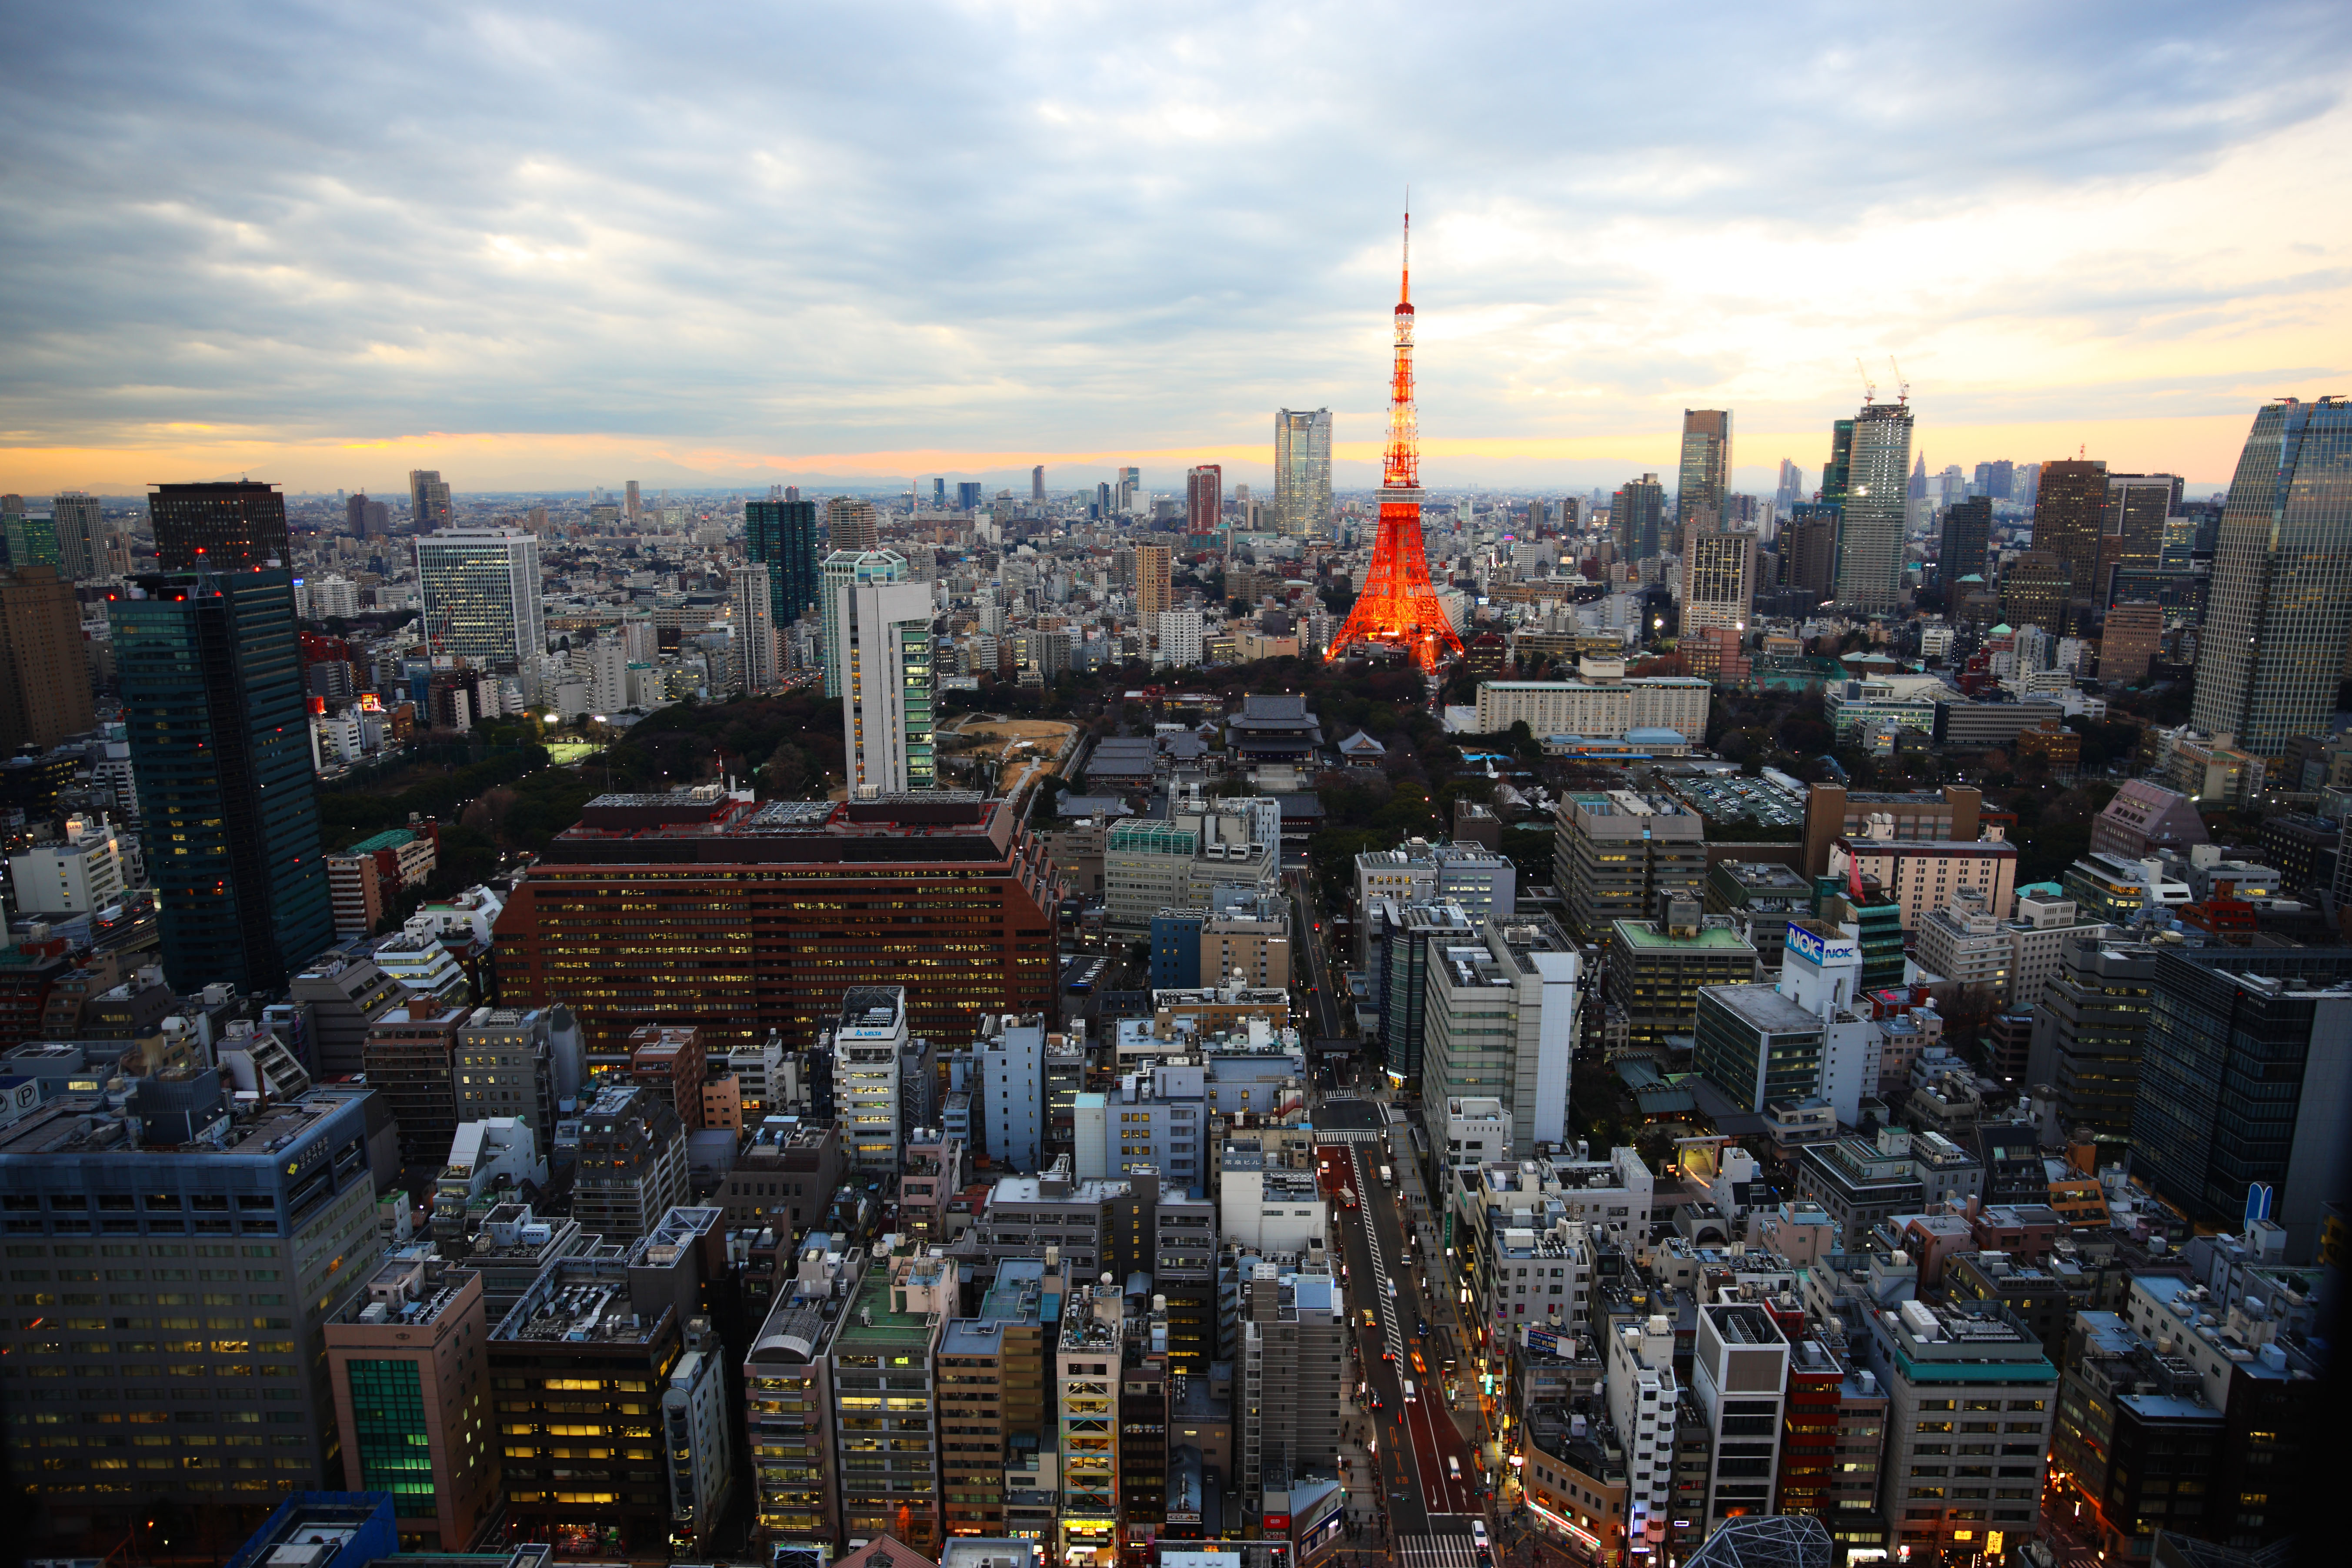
[{"xmin": 0, "ymin": 0, "xmax": 2347, "ymax": 486}]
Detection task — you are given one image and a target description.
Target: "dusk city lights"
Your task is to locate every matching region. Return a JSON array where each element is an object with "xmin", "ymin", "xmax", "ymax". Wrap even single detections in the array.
[{"xmin": 0, "ymin": 7, "xmax": 2343, "ymax": 1568}]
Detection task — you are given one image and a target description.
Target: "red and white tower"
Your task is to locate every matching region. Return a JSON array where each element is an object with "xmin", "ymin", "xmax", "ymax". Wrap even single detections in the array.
[{"xmin": 1328, "ymin": 208, "xmax": 1464, "ymax": 672}]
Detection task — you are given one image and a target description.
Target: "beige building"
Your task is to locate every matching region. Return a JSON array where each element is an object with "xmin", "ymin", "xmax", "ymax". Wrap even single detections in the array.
[
  {"xmin": 1679, "ymin": 526, "xmax": 1758, "ymax": 632},
  {"xmin": 1475, "ymin": 667, "xmax": 1711, "ymax": 742},
  {"xmin": 324, "ymin": 1256, "xmax": 501, "ymax": 1551},
  {"xmin": 1553, "ymin": 790, "xmax": 1708, "ymax": 941},
  {"xmin": 1912, "ymin": 889, "xmax": 2011, "ymax": 1004},
  {"xmin": 1829, "ymin": 834, "xmax": 2018, "ymax": 934},
  {"xmin": 1135, "ymin": 544, "xmax": 1173, "ymax": 619},
  {"xmin": 1201, "ymin": 896, "xmax": 1292, "ymax": 988},
  {"xmin": 2002, "ymin": 892, "xmax": 2112, "ymax": 1012}
]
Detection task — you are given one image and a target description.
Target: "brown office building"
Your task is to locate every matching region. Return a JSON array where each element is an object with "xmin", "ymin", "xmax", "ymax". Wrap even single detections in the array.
[
  {"xmin": 363, "ymin": 1001, "xmax": 469, "ymax": 1167},
  {"xmin": 0, "ymin": 565, "xmax": 94, "ymax": 750},
  {"xmin": 1800, "ymin": 783, "xmax": 1983, "ymax": 879},
  {"xmin": 492, "ymin": 788, "xmax": 1058, "ymax": 1055},
  {"xmin": 2031, "ymin": 459, "xmax": 2108, "ymax": 626},
  {"xmin": 148, "ymin": 480, "xmax": 292, "ymax": 569},
  {"xmin": 324, "ymin": 1256, "xmax": 501, "ymax": 1552},
  {"xmin": 627, "ymin": 1022, "xmax": 705, "ymax": 1132}
]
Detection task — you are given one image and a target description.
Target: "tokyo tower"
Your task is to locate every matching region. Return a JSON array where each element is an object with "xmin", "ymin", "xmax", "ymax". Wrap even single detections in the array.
[{"xmin": 1328, "ymin": 207, "xmax": 1464, "ymax": 673}]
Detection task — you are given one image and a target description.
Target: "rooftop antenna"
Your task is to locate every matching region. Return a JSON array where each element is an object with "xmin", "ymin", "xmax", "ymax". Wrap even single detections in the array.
[
  {"xmin": 1889, "ymin": 357, "xmax": 1910, "ymax": 404},
  {"xmin": 1855, "ymin": 359, "xmax": 1876, "ymax": 404}
]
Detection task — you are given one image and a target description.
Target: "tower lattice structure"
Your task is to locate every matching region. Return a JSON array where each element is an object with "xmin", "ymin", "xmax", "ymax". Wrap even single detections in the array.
[{"xmin": 1329, "ymin": 209, "xmax": 1465, "ymax": 672}]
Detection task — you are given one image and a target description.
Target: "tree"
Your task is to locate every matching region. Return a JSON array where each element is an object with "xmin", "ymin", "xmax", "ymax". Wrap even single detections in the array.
[{"xmin": 761, "ymin": 741, "xmax": 811, "ymax": 799}]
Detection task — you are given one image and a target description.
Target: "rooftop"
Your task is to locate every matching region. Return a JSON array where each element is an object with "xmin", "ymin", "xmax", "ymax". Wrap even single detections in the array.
[{"xmin": 1614, "ymin": 919, "xmax": 1757, "ymax": 951}]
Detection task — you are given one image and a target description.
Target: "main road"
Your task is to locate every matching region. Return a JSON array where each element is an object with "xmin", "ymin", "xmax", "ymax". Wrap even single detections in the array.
[{"xmin": 1324, "ymin": 1131, "xmax": 1484, "ymax": 1550}]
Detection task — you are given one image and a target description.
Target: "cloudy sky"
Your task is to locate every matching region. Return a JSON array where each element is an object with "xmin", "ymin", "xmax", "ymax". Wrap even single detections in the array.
[{"xmin": 3, "ymin": 1, "xmax": 2348, "ymax": 498}]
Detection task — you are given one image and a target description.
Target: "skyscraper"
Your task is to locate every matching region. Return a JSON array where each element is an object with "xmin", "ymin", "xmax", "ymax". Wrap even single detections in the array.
[
  {"xmin": 746, "ymin": 496, "xmax": 821, "ymax": 626},
  {"xmin": 821, "ymin": 548, "xmax": 914, "ymax": 701},
  {"xmin": 1031, "ymin": 464, "xmax": 1045, "ymax": 503},
  {"xmin": 1185, "ymin": 464, "xmax": 1221, "ymax": 534},
  {"xmin": 624, "ymin": 479, "xmax": 641, "ymax": 526},
  {"xmin": 1680, "ymin": 526, "xmax": 1756, "ymax": 631},
  {"xmin": 110, "ymin": 569, "xmax": 333, "ymax": 991},
  {"xmin": 0, "ymin": 565, "xmax": 95, "ymax": 750},
  {"xmin": 149, "ymin": 479, "xmax": 290, "ymax": 568},
  {"xmin": 731, "ymin": 563, "xmax": 777, "ymax": 694},
  {"xmin": 1822, "ymin": 419, "xmax": 1855, "ymax": 504},
  {"xmin": 1134, "ymin": 544, "xmax": 1173, "ymax": 621},
  {"xmin": 1676, "ymin": 409, "xmax": 1734, "ymax": 529},
  {"xmin": 956, "ymin": 481, "xmax": 984, "ymax": 512},
  {"xmin": 1274, "ymin": 408, "xmax": 1333, "ymax": 536},
  {"xmin": 50, "ymin": 491, "xmax": 102, "ymax": 580},
  {"xmin": 1829, "ymin": 401, "xmax": 1913, "ymax": 611},
  {"xmin": 2032, "ymin": 458, "xmax": 2108, "ymax": 623},
  {"xmin": 1612, "ymin": 474, "xmax": 1665, "ymax": 560},
  {"xmin": 2191, "ymin": 396, "xmax": 2352, "ymax": 760},
  {"xmin": 837, "ymin": 570, "xmax": 935, "ymax": 794},
  {"xmin": 1939, "ymin": 497, "xmax": 1992, "ymax": 588},
  {"xmin": 1906, "ymin": 451, "xmax": 1928, "ymax": 500},
  {"xmin": 1116, "ymin": 466, "xmax": 1141, "ymax": 516},
  {"xmin": 826, "ymin": 495, "xmax": 880, "ymax": 554},
  {"xmin": 410, "ymin": 469, "xmax": 454, "ymax": 533},
  {"xmin": 2093, "ymin": 473, "xmax": 2179, "ymax": 611},
  {"xmin": 1774, "ymin": 459, "xmax": 1805, "ymax": 516},
  {"xmin": 1782, "ymin": 503, "xmax": 1841, "ymax": 600},
  {"xmin": 416, "ymin": 528, "xmax": 545, "ymax": 678}
]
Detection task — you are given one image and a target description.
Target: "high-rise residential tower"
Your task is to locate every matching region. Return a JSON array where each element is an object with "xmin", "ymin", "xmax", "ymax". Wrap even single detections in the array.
[
  {"xmin": 731, "ymin": 562, "xmax": 778, "ymax": 694},
  {"xmin": 416, "ymin": 527, "xmax": 544, "ymax": 678},
  {"xmin": 1032, "ymin": 464, "xmax": 1046, "ymax": 503},
  {"xmin": 110, "ymin": 569, "xmax": 333, "ymax": 991},
  {"xmin": 1830, "ymin": 401, "xmax": 1913, "ymax": 610},
  {"xmin": 624, "ymin": 478, "xmax": 641, "ymax": 525},
  {"xmin": 1135, "ymin": 544, "xmax": 1173, "ymax": 620},
  {"xmin": 1676, "ymin": 409, "xmax": 1735, "ymax": 529},
  {"xmin": 746, "ymin": 496, "xmax": 821, "ymax": 626},
  {"xmin": 149, "ymin": 479, "xmax": 290, "ymax": 568},
  {"xmin": 2193, "ymin": 397, "xmax": 2352, "ymax": 757},
  {"xmin": 837, "ymin": 568, "xmax": 935, "ymax": 794},
  {"xmin": 50, "ymin": 491, "xmax": 102, "ymax": 579},
  {"xmin": 1613, "ymin": 474, "xmax": 1666, "ymax": 560},
  {"xmin": 409, "ymin": 469, "xmax": 453, "ymax": 533},
  {"xmin": 825, "ymin": 495, "xmax": 880, "ymax": 554},
  {"xmin": 820, "ymin": 548, "xmax": 905, "ymax": 699},
  {"xmin": 1185, "ymin": 464, "xmax": 1222, "ymax": 534},
  {"xmin": 1274, "ymin": 408, "xmax": 1334, "ymax": 536},
  {"xmin": 2032, "ymin": 458, "xmax": 2108, "ymax": 623},
  {"xmin": 0, "ymin": 565, "xmax": 96, "ymax": 750},
  {"xmin": 1681, "ymin": 526, "xmax": 1757, "ymax": 631},
  {"xmin": 1939, "ymin": 497, "xmax": 1992, "ymax": 588}
]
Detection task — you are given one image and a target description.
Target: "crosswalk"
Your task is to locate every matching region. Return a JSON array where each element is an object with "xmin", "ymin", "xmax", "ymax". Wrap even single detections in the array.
[{"xmin": 1399, "ymin": 1533, "xmax": 1482, "ymax": 1568}]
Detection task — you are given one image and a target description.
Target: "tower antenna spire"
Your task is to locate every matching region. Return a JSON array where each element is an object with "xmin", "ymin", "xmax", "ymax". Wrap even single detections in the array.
[{"xmin": 1402, "ymin": 192, "xmax": 1410, "ymax": 305}]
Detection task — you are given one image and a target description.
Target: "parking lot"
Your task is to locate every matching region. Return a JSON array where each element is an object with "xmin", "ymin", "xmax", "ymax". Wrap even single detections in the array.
[{"xmin": 1665, "ymin": 771, "xmax": 1805, "ymax": 827}]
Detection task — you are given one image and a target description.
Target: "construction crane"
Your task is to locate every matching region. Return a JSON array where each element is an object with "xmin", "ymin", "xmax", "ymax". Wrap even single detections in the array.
[
  {"xmin": 1889, "ymin": 356, "xmax": 1910, "ymax": 403},
  {"xmin": 1855, "ymin": 358, "xmax": 1876, "ymax": 404}
]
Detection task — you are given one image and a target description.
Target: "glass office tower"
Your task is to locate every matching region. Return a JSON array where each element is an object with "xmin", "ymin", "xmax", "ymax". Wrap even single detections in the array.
[
  {"xmin": 110, "ymin": 570, "xmax": 332, "ymax": 991},
  {"xmin": 746, "ymin": 496, "xmax": 821, "ymax": 627},
  {"xmin": 1676, "ymin": 409, "xmax": 1735, "ymax": 529},
  {"xmin": 415, "ymin": 527, "xmax": 544, "ymax": 676},
  {"xmin": 1831, "ymin": 401, "xmax": 1913, "ymax": 611},
  {"xmin": 2191, "ymin": 396, "xmax": 2352, "ymax": 759},
  {"xmin": 1274, "ymin": 408, "xmax": 1333, "ymax": 536}
]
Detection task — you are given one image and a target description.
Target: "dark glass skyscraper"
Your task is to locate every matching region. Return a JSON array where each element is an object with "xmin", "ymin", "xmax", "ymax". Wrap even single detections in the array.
[
  {"xmin": 148, "ymin": 480, "xmax": 290, "ymax": 569},
  {"xmin": 1821, "ymin": 419, "xmax": 1855, "ymax": 504},
  {"xmin": 1675, "ymin": 409, "xmax": 1734, "ymax": 529},
  {"xmin": 2191, "ymin": 396, "xmax": 2352, "ymax": 760},
  {"xmin": 111, "ymin": 570, "xmax": 332, "ymax": 991},
  {"xmin": 2031, "ymin": 458, "xmax": 2108, "ymax": 624},
  {"xmin": 745, "ymin": 497, "xmax": 821, "ymax": 629},
  {"xmin": 1612, "ymin": 473, "xmax": 1665, "ymax": 560},
  {"xmin": 1939, "ymin": 497, "xmax": 1992, "ymax": 587}
]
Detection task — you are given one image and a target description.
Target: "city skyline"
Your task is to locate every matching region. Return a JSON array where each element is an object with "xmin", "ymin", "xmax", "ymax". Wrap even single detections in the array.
[{"xmin": 4, "ymin": 6, "xmax": 2348, "ymax": 494}]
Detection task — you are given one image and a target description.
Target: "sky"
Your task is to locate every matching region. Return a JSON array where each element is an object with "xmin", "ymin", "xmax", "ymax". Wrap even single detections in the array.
[{"xmin": 3, "ymin": 1, "xmax": 2349, "ymax": 500}]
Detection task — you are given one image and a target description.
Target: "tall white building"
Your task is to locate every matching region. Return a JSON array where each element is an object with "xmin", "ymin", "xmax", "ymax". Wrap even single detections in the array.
[
  {"xmin": 1419, "ymin": 914, "xmax": 1579, "ymax": 1157},
  {"xmin": 1691, "ymin": 1302, "xmax": 1790, "ymax": 1528},
  {"xmin": 1605, "ymin": 1313, "xmax": 1683, "ymax": 1546},
  {"xmin": 1155, "ymin": 607, "xmax": 1205, "ymax": 668},
  {"xmin": 7, "ymin": 815, "xmax": 128, "ymax": 914},
  {"xmin": 416, "ymin": 529, "xmax": 544, "ymax": 686},
  {"xmin": 977, "ymin": 1013, "xmax": 1046, "ymax": 1171},
  {"xmin": 831, "ymin": 986, "xmax": 907, "ymax": 1175},
  {"xmin": 831, "ymin": 557, "xmax": 935, "ymax": 794},
  {"xmin": 730, "ymin": 563, "xmax": 777, "ymax": 694}
]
